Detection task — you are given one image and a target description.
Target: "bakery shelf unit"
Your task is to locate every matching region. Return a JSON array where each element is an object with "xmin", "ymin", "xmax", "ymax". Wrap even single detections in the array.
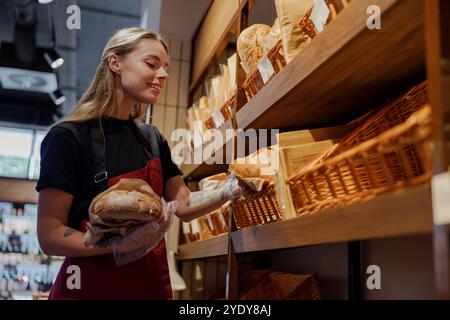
[
  {"xmin": 178, "ymin": 0, "xmax": 450, "ymax": 300},
  {"xmin": 232, "ymin": 182, "xmax": 432, "ymax": 253},
  {"xmin": 178, "ymin": 234, "xmax": 229, "ymax": 260}
]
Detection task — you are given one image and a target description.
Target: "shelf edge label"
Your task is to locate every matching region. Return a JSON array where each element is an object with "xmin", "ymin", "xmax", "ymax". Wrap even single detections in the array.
[{"xmin": 432, "ymin": 171, "xmax": 450, "ymax": 225}]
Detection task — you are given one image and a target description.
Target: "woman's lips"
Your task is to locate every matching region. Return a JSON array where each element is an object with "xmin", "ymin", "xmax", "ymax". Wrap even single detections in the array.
[{"xmin": 147, "ymin": 84, "xmax": 161, "ymax": 94}]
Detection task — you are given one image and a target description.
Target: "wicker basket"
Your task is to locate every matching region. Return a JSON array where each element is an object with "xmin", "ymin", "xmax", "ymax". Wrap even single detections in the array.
[
  {"xmin": 204, "ymin": 117, "xmax": 215, "ymax": 130},
  {"xmin": 231, "ymin": 183, "xmax": 282, "ymax": 229},
  {"xmin": 299, "ymin": 0, "xmax": 350, "ymax": 41},
  {"xmin": 242, "ymin": 39, "xmax": 287, "ymax": 101},
  {"xmin": 198, "ymin": 215, "xmax": 216, "ymax": 240},
  {"xmin": 287, "ymin": 105, "xmax": 432, "ymax": 215},
  {"xmin": 321, "ymin": 81, "xmax": 429, "ymax": 161},
  {"xmin": 204, "ymin": 94, "xmax": 237, "ymax": 129},
  {"xmin": 240, "ymin": 272, "xmax": 321, "ymax": 300},
  {"xmin": 183, "ymin": 223, "xmax": 201, "ymax": 243},
  {"xmin": 220, "ymin": 94, "xmax": 236, "ymax": 122}
]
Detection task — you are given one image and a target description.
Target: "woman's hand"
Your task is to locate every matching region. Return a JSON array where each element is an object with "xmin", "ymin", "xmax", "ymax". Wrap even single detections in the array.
[
  {"xmin": 163, "ymin": 174, "xmax": 244, "ymax": 222},
  {"xmin": 112, "ymin": 200, "xmax": 178, "ymax": 266},
  {"xmin": 219, "ymin": 174, "xmax": 243, "ymax": 201}
]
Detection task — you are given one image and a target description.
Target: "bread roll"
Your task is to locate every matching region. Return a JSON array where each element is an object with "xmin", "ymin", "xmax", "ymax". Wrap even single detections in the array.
[
  {"xmin": 237, "ymin": 24, "xmax": 271, "ymax": 75},
  {"xmin": 90, "ymin": 178, "xmax": 162, "ymax": 222}
]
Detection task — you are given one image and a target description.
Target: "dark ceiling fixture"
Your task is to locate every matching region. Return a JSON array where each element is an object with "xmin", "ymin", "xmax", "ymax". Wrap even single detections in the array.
[
  {"xmin": 49, "ymin": 89, "xmax": 66, "ymax": 106},
  {"xmin": 0, "ymin": 0, "xmax": 65, "ymax": 125},
  {"xmin": 43, "ymin": 48, "xmax": 64, "ymax": 70}
]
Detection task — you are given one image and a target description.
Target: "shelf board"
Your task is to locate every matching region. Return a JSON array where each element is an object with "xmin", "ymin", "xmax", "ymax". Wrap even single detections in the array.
[
  {"xmin": 232, "ymin": 182, "xmax": 432, "ymax": 253},
  {"xmin": 178, "ymin": 234, "xmax": 229, "ymax": 260},
  {"xmin": 235, "ymin": 0, "xmax": 425, "ymax": 130},
  {"xmin": 0, "ymin": 178, "xmax": 38, "ymax": 204}
]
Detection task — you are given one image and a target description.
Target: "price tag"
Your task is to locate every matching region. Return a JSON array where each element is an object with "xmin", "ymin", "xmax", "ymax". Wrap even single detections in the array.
[
  {"xmin": 218, "ymin": 213, "xmax": 227, "ymax": 228},
  {"xmin": 310, "ymin": 0, "xmax": 330, "ymax": 33},
  {"xmin": 191, "ymin": 219, "xmax": 201, "ymax": 235},
  {"xmin": 192, "ymin": 121, "xmax": 203, "ymax": 149},
  {"xmin": 206, "ymin": 215, "xmax": 215, "ymax": 231},
  {"xmin": 182, "ymin": 222, "xmax": 191, "ymax": 235},
  {"xmin": 258, "ymin": 56, "xmax": 275, "ymax": 84},
  {"xmin": 212, "ymin": 110, "xmax": 224, "ymax": 128},
  {"xmin": 432, "ymin": 171, "xmax": 450, "ymax": 225}
]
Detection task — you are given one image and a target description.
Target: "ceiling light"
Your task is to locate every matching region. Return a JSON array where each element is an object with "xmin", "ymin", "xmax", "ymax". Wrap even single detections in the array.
[
  {"xmin": 49, "ymin": 90, "xmax": 66, "ymax": 106},
  {"xmin": 43, "ymin": 49, "xmax": 64, "ymax": 69},
  {"xmin": 38, "ymin": 0, "xmax": 54, "ymax": 4}
]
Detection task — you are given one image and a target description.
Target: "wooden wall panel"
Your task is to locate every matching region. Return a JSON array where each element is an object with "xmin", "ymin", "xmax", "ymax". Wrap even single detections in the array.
[
  {"xmin": 191, "ymin": 0, "xmax": 241, "ymax": 88},
  {"xmin": 0, "ymin": 179, "xmax": 38, "ymax": 204}
]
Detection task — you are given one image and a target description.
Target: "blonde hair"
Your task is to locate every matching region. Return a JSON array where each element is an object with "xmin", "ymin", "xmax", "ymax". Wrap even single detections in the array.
[{"xmin": 58, "ymin": 27, "xmax": 168, "ymax": 125}]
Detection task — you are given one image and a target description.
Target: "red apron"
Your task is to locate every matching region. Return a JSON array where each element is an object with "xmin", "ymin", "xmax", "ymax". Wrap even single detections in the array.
[{"xmin": 48, "ymin": 121, "xmax": 172, "ymax": 300}]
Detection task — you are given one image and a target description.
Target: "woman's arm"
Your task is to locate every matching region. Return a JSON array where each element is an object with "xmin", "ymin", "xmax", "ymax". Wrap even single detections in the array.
[
  {"xmin": 37, "ymin": 188, "xmax": 113, "ymax": 257},
  {"xmin": 163, "ymin": 175, "xmax": 240, "ymax": 222}
]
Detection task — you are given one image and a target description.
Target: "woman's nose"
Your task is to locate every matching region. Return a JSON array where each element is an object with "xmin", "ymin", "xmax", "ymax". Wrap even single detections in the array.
[{"xmin": 156, "ymin": 67, "xmax": 169, "ymax": 79}]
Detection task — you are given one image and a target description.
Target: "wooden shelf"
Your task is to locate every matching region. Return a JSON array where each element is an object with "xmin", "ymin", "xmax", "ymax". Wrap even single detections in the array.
[
  {"xmin": 232, "ymin": 182, "xmax": 432, "ymax": 253},
  {"xmin": 182, "ymin": 0, "xmax": 425, "ymax": 180},
  {"xmin": 190, "ymin": 0, "xmax": 256, "ymax": 94},
  {"xmin": 235, "ymin": 0, "xmax": 425, "ymax": 130},
  {"xmin": 178, "ymin": 234, "xmax": 229, "ymax": 260},
  {"xmin": 0, "ymin": 178, "xmax": 38, "ymax": 204}
]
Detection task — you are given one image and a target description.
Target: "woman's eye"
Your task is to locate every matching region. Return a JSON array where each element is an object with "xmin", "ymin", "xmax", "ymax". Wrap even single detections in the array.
[{"xmin": 146, "ymin": 62, "xmax": 157, "ymax": 69}]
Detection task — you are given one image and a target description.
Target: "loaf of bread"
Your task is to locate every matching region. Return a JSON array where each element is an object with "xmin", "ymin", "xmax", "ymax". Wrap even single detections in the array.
[
  {"xmin": 90, "ymin": 178, "xmax": 162, "ymax": 223},
  {"xmin": 237, "ymin": 24, "xmax": 271, "ymax": 75},
  {"xmin": 275, "ymin": 0, "xmax": 314, "ymax": 63}
]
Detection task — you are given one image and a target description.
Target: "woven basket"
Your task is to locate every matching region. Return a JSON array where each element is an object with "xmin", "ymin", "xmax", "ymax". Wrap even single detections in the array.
[
  {"xmin": 231, "ymin": 183, "xmax": 282, "ymax": 229},
  {"xmin": 240, "ymin": 272, "xmax": 321, "ymax": 300},
  {"xmin": 242, "ymin": 39, "xmax": 286, "ymax": 101},
  {"xmin": 299, "ymin": 0, "xmax": 350, "ymax": 41},
  {"xmin": 204, "ymin": 117, "xmax": 215, "ymax": 130},
  {"xmin": 220, "ymin": 94, "xmax": 236, "ymax": 122},
  {"xmin": 288, "ymin": 105, "xmax": 432, "ymax": 215},
  {"xmin": 198, "ymin": 214, "xmax": 216, "ymax": 240},
  {"xmin": 184, "ymin": 227, "xmax": 201, "ymax": 244},
  {"xmin": 204, "ymin": 94, "xmax": 237, "ymax": 129},
  {"xmin": 322, "ymin": 81, "xmax": 429, "ymax": 161}
]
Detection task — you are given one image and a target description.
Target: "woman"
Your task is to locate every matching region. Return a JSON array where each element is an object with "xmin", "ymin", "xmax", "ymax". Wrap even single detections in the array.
[{"xmin": 36, "ymin": 27, "xmax": 242, "ymax": 300}]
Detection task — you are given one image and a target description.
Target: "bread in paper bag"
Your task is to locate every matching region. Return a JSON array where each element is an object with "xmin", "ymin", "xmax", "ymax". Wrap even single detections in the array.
[{"xmin": 275, "ymin": 0, "xmax": 314, "ymax": 63}]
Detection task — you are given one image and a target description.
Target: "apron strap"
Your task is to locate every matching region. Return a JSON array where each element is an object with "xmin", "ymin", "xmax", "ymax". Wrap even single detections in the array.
[
  {"xmin": 128, "ymin": 119, "xmax": 160, "ymax": 158},
  {"xmin": 89, "ymin": 118, "xmax": 160, "ymax": 193},
  {"xmin": 89, "ymin": 121, "xmax": 110, "ymax": 193}
]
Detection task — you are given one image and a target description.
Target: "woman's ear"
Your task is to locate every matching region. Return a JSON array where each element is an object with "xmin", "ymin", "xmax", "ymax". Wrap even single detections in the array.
[{"xmin": 108, "ymin": 53, "xmax": 121, "ymax": 75}]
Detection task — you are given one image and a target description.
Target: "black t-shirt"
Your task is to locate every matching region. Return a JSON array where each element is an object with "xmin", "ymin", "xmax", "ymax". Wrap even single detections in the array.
[{"xmin": 36, "ymin": 117, "xmax": 182, "ymax": 228}]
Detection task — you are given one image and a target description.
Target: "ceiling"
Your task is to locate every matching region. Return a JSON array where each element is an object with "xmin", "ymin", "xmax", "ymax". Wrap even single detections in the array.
[
  {"xmin": 159, "ymin": 0, "xmax": 212, "ymax": 40},
  {"xmin": 159, "ymin": 0, "xmax": 277, "ymax": 40}
]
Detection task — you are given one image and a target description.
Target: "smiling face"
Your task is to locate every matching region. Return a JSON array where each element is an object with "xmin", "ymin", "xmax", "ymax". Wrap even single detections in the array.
[{"xmin": 111, "ymin": 38, "xmax": 169, "ymax": 105}]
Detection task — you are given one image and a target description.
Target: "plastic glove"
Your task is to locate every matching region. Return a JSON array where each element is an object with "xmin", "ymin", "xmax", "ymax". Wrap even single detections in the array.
[
  {"xmin": 220, "ymin": 173, "xmax": 244, "ymax": 201},
  {"xmin": 112, "ymin": 199, "xmax": 179, "ymax": 266}
]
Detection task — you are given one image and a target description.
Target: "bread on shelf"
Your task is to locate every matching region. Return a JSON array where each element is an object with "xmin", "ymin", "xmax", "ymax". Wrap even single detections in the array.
[{"xmin": 237, "ymin": 24, "xmax": 272, "ymax": 75}]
